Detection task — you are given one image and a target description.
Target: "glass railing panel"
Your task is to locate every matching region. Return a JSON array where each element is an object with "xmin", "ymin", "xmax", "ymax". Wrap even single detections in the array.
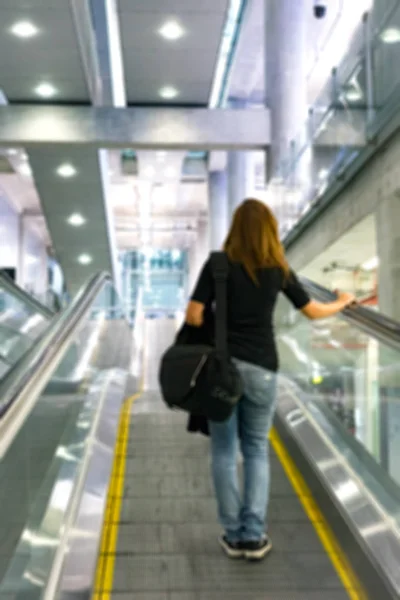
[
  {"xmin": 275, "ymin": 294, "xmax": 400, "ymax": 496},
  {"xmin": 0, "ymin": 279, "xmax": 132, "ymax": 598},
  {"xmin": 371, "ymin": 2, "xmax": 400, "ymax": 114},
  {"xmin": 280, "ymin": 4, "xmax": 400, "ymax": 240},
  {"xmin": 0, "ymin": 286, "xmax": 50, "ymax": 379},
  {"xmin": 277, "ymin": 43, "xmax": 368, "ymax": 238}
]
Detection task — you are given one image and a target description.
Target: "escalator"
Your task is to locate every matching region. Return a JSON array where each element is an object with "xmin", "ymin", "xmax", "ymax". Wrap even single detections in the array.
[
  {"xmin": 0, "ymin": 273, "xmax": 399, "ymax": 599},
  {"xmin": 0, "ymin": 272, "xmax": 54, "ymax": 380}
]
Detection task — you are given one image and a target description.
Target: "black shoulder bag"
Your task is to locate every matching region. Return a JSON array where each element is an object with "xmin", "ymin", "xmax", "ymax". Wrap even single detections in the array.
[{"xmin": 158, "ymin": 252, "xmax": 243, "ymax": 422}]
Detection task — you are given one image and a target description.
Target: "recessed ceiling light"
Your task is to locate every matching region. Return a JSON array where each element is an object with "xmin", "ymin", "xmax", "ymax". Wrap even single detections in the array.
[
  {"xmin": 318, "ymin": 168, "xmax": 329, "ymax": 181},
  {"xmin": 156, "ymin": 151, "xmax": 167, "ymax": 162},
  {"xmin": 35, "ymin": 82, "xmax": 57, "ymax": 98},
  {"xmin": 67, "ymin": 213, "xmax": 86, "ymax": 227},
  {"xmin": 7, "ymin": 148, "xmax": 18, "ymax": 156},
  {"xmin": 57, "ymin": 163, "xmax": 77, "ymax": 178},
  {"xmin": 78, "ymin": 254, "xmax": 92, "ymax": 265},
  {"xmin": 159, "ymin": 86, "xmax": 179, "ymax": 100},
  {"xmin": 158, "ymin": 20, "xmax": 185, "ymax": 41},
  {"xmin": 381, "ymin": 27, "xmax": 400, "ymax": 44},
  {"xmin": 10, "ymin": 21, "xmax": 39, "ymax": 39}
]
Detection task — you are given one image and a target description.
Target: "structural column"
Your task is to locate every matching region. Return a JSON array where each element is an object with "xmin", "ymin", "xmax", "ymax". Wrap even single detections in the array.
[
  {"xmin": 209, "ymin": 170, "xmax": 229, "ymax": 250},
  {"xmin": 227, "ymin": 151, "xmax": 254, "ymax": 215},
  {"xmin": 376, "ymin": 194, "xmax": 400, "ymax": 483},
  {"xmin": 376, "ymin": 193, "xmax": 400, "ymax": 321},
  {"xmin": 265, "ymin": 0, "xmax": 308, "ymax": 181},
  {"xmin": 187, "ymin": 220, "xmax": 209, "ymax": 296}
]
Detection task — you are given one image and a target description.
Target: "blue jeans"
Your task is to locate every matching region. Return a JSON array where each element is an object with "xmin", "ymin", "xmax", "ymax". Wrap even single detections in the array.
[{"xmin": 209, "ymin": 359, "xmax": 277, "ymax": 543}]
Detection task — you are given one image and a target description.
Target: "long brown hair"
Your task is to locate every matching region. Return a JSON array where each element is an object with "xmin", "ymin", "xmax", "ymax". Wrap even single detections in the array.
[{"xmin": 223, "ymin": 198, "xmax": 290, "ymax": 284}]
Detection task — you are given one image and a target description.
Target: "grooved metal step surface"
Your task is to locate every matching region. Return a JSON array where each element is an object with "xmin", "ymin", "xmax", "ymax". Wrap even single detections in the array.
[
  {"xmin": 95, "ymin": 390, "xmax": 351, "ymax": 600},
  {"xmin": 94, "ymin": 319, "xmax": 352, "ymax": 600}
]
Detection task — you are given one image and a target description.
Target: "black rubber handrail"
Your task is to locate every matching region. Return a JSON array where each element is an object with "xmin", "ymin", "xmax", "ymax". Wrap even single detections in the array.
[
  {"xmin": 0, "ymin": 271, "xmax": 54, "ymax": 319},
  {"xmin": 301, "ymin": 276, "xmax": 400, "ymax": 352}
]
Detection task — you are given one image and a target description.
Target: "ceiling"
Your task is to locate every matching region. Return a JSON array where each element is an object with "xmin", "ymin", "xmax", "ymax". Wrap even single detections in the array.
[
  {"xmin": 0, "ymin": 0, "xmax": 230, "ymax": 107},
  {"xmin": 0, "ymin": 0, "xmax": 233, "ymax": 292},
  {"xmin": 0, "ymin": 0, "xmax": 375, "ymax": 295},
  {"xmin": 27, "ymin": 145, "xmax": 115, "ymax": 295},
  {"xmin": 118, "ymin": 0, "xmax": 229, "ymax": 105},
  {"xmin": 0, "ymin": 0, "xmax": 90, "ymax": 103}
]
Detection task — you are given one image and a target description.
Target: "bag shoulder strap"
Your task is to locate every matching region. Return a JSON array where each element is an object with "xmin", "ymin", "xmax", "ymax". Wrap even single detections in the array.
[{"xmin": 209, "ymin": 251, "xmax": 229, "ymax": 355}]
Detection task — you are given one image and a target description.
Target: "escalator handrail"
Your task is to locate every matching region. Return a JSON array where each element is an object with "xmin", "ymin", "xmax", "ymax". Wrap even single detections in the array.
[
  {"xmin": 0, "ymin": 271, "xmax": 112, "ymax": 459},
  {"xmin": 0, "ymin": 271, "xmax": 54, "ymax": 319},
  {"xmin": 300, "ymin": 276, "xmax": 400, "ymax": 351}
]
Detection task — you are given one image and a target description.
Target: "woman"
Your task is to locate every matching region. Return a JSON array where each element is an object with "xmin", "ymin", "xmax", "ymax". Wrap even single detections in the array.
[{"xmin": 185, "ymin": 199, "xmax": 355, "ymax": 562}]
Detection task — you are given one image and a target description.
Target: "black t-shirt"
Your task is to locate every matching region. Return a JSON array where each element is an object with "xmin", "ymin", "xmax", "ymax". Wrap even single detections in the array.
[{"xmin": 191, "ymin": 257, "xmax": 310, "ymax": 372}]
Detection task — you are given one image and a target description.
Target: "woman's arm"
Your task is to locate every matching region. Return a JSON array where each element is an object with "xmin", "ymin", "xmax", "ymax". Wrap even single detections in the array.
[
  {"xmin": 185, "ymin": 300, "xmax": 205, "ymax": 327},
  {"xmin": 301, "ymin": 291, "xmax": 356, "ymax": 320}
]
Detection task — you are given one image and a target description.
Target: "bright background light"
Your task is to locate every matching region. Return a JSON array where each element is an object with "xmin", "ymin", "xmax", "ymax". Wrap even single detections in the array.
[
  {"xmin": 159, "ymin": 86, "xmax": 178, "ymax": 99},
  {"xmin": 68, "ymin": 213, "xmax": 86, "ymax": 227},
  {"xmin": 57, "ymin": 163, "xmax": 77, "ymax": 178},
  {"xmin": 10, "ymin": 21, "xmax": 38, "ymax": 38},
  {"xmin": 35, "ymin": 82, "xmax": 57, "ymax": 98},
  {"xmin": 159, "ymin": 20, "xmax": 185, "ymax": 41},
  {"xmin": 78, "ymin": 254, "xmax": 92, "ymax": 265}
]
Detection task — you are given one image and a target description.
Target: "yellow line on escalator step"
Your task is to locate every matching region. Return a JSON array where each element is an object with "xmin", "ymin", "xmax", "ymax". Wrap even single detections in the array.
[
  {"xmin": 92, "ymin": 390, "xmax": 141, "ymax": 600},
  {"xmin": 270, "ymin": 428, "xmax": 368, "ymax": 600}
]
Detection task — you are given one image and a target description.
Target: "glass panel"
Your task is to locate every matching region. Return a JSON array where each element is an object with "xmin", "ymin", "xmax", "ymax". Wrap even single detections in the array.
[
  {"xmin": 275, "ymin": 293, "xmax": 400, "ymax": 502},
  {"xmin": 371, "ymin": 2, "xmax": 400, "ymax": 112},
  {"xmin": 278, "ymin": 46, "xmax": 367, "ymax": 238},
  {"xmin": 0, "ymin": 280, "xmax": 131, "ymax": 597},
  {"xmin": 0, "ymin": 284, "xmax": 50, "ymax": 379}
]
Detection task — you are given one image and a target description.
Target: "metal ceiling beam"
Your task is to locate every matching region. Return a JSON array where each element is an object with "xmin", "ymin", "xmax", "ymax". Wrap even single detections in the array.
[
  {"xmin": 70, "ymin": 0, "xmax": 103, "ymax": 103},
  {"xmin": 0, "ymin": 105, "xmax": 271, "ymax": 150},
  {"xmin": 0, "ymin": 105, "xmax": 367, "ymax": 149},
  {"xmin": 71, "ymin": 0, "xmax": 126, "ymax": 294}
]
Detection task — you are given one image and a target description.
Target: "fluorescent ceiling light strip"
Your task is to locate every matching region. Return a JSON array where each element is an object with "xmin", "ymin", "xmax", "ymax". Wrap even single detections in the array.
[
  {"xmin": 105, "ymin": 0, "xmax": 126, "ymax": 107},
  {"xmin": 208, "ymin": 0, "xmax": 247, "ymax": 109}
]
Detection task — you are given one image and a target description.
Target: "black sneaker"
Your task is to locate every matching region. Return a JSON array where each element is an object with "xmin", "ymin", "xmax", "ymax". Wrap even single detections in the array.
[
  {"xmin": 242, "ymin": 536, "xmax": 272, "ymax": 561},
  {"xmin": 219, "ymin": 535, "xmax": 245, "ymax": 559}
]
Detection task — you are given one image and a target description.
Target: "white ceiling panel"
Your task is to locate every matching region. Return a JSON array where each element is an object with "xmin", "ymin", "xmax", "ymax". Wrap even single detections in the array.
[
  {"xmin": 123, "ymin": 49, "xmax": 221, "ymax": 83},
  {"xmin": 118, "ymin": 0, "xmax": 228, "ymax": 14},
  {"xmin": 26, "ymin": 145, "xmax": 114, "ymax": 294},
  {"xmin": 124, "ymin": 79, "xmax": 213, "ymax": 105},
  {"xmin": 120, "ymin": 12, "xmax": 225, "ymax": 51},
  {"xmin": 0, "ymin": 5, "xmax": 89, "ymax": 102},
  {"xmin": 0, "ymin": 78, "xmax": 89, "ymax": 103},
  {"xmin": 0, "ymin": 1, "xmax": 67, "ymax": 7},
  {"xmin": 119, "ymin": 1, "xmax": 229, "ymax": 105}
]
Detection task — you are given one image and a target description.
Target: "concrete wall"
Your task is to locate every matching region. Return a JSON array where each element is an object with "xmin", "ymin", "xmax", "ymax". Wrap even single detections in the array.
[{"xmin": 286, "ymin": 134, "xmax": 400, "ymax": 270}]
